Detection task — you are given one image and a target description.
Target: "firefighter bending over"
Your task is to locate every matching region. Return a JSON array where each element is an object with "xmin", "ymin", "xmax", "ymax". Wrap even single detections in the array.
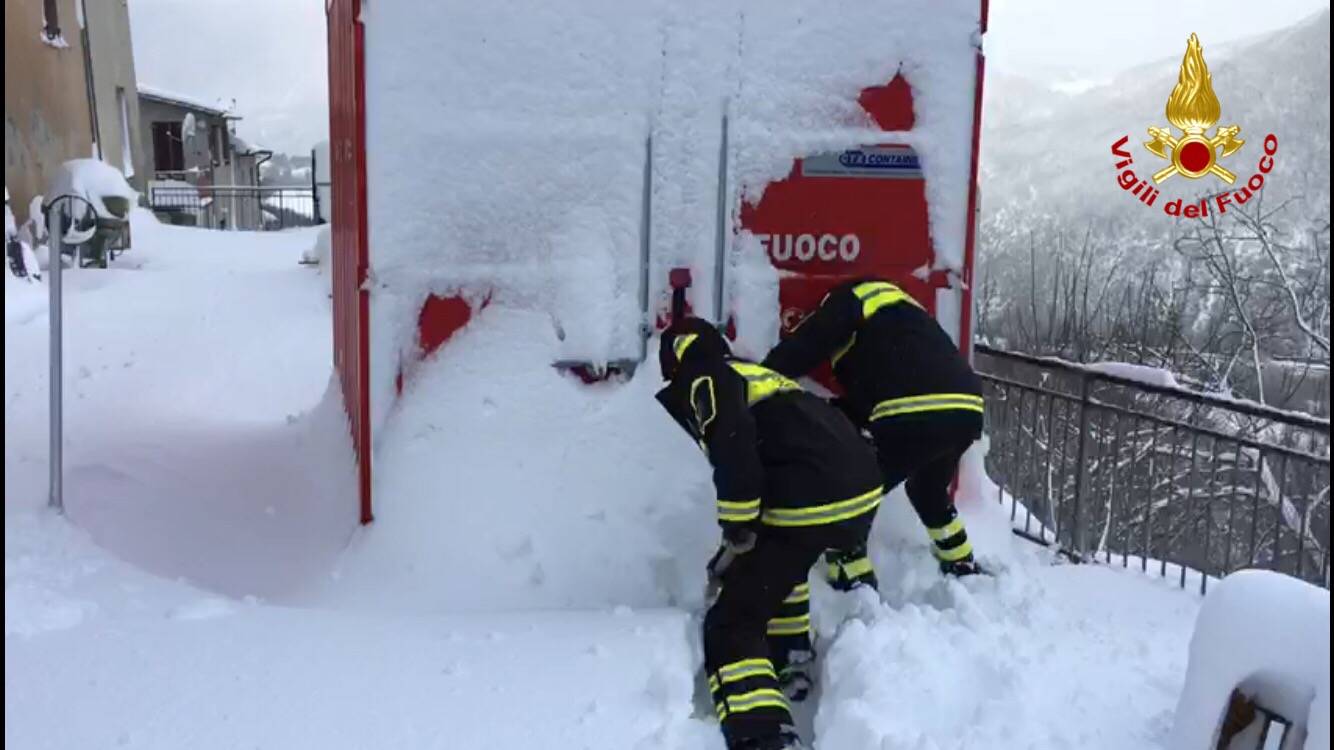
[
  {"xmin": 655, "ymin": 318, "xmax": 882, "ymax": 750},
  {"xmin": 764, "ymin": 278, "xmax": 987, "ymax": 579}
]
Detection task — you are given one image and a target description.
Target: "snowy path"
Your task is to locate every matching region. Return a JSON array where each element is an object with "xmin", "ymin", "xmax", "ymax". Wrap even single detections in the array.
[
  {"xmin": 6, "ymin": 216, "xmax": 1202, "ymax": 749},
  {"xmin": 7, "ymin": 602, "xmax": 710, "ymax": 750},
  {"xmin": 6, "ymin": 523, "xmax": 1196, "ymax": 750}
]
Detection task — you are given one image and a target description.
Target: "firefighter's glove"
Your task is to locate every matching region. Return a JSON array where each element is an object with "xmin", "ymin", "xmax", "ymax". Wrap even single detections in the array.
[
  {"xmin": 705, "ymin": 527, "xmax": 757, "ymax": 603},
  {"xmin": 721, "ymin": 525, "xmax": 757, "ymax": 555}
]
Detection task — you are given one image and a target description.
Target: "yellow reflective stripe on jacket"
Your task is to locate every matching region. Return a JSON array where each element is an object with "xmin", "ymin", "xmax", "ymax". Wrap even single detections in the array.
[
  {"xmin": 852, "ymin": 280, "xmax": 923, "ymax": 319},
  {"xmin": 935, "ymin": 539, "xmax": 975, "ymax": 562},
  {"xmin": 831, "ymin": 332, "xmax": 857, "ymax": 367},
  {"xmin": 782, "ymin": 583, "xmax": 810, "ymax": 604},
  {"xmin": 766, "ymin": 614, "xmax": 811, "ymax": 637},
  {"xmin": 760, "ymin": 486, "xmax": 883, "ymax": 527},
  {"xmin": 717, "ymin": 498, "xmax": 761, "ymax": 523},
  {"xmin": 869, "ymin": 393, "xmax": 984, "ymax": 421},
  {"xmin": 928, "ymin": 518, "xmax": 967, "ymax": 542},
  {"xmin": 715, "ymin": 688, "xmax": 789, "ymax": 719},
  {"xmin": 672, "ymin": 333, "xmax": 698, "ymax": 361},
  {"xmin": 728, "ymin": 361, "xmax": 802, "ymax": 406},
  {"xmin": 690, "ymin": 376, "xmax": 717, "ymax": 433}
]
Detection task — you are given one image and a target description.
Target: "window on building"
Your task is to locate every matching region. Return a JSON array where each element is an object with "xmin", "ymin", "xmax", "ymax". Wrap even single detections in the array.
[
  {"xmin": 151, "ymin": 122, "xmax": 185, "ymax": 174},
  {"xmin": 117, "ymin": 88, "xmax": 136, "ymax": 178},
  {"xmin": 210, "ymin": 124, "xmax": 226, "ymax": 166},
  {"xmin": 42, "ymin": 0, "xmax": 62, "ymax": 41}
]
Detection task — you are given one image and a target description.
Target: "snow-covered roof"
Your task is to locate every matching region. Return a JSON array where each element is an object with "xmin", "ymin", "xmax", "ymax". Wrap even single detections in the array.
[
  {"xmin": 137, "ymin": 84, "xmax": 232, "ymax": 118},
  {"xmin": 230, "ymin": 136, "xmax": 271, "ymax": 155}
]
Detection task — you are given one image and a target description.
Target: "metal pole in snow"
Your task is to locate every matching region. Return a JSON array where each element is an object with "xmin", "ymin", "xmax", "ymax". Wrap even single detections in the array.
[
  {"xmin": 46, "ymin": 201, "xmax": 65, "ymax": 513},
  {"xmin": 712, "ymin": 112, "xmax": 730, "ymax": 322},
  {"xmin": 637, "ymin": 132, "xmax": 653, "ymax": 363},
  {"xmin": 230, "ymin": 157, "xmax": 239, "ymax": 231}
]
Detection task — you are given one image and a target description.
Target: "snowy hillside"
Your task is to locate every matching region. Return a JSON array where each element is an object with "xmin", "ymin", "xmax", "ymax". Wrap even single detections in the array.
[
  {"xmin": 974, "ymin": 10, "xmax": 1330, "ymax": 414},
  {"xmin": 981, "ymin": 9, "xmax": 1331, "ymax": 221},
  {"xmin": 3, "ymin": 214, "xmax": 1220, "ymax": 749}
]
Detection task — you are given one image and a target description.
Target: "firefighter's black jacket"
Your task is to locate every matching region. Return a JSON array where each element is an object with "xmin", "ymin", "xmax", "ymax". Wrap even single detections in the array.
[
  {"xmin": 763, "ymin": 278, "xmax": 983, "ymax": 427},
  {"xmin": 656, "ymin": 320, "xmax": 882, "ymax": 535}
]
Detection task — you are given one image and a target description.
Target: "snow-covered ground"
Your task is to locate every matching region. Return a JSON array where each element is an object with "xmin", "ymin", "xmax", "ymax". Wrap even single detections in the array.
[{"xmin": 6, "ymin": 215, "xmax": 1212, "ymax": 749}]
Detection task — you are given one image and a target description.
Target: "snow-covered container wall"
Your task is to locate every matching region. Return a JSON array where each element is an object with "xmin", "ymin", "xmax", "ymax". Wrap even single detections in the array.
[
  {"xmin": 327, "ymin": 0, "xmax": 983, "ymax": 609},
  {"xmin": 360, "ymin": 0, "xmax": 982, "ymax": 433},
  {"xmin": 1170, "ymin": 570, "xmax": 1330, "ymax": 750}
]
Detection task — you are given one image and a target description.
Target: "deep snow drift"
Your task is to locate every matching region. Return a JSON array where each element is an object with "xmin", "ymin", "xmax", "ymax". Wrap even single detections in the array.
[
  {"xmin": 3, "ymin": 214, "xmax": 1224, "ymax": 749},
  {"xmin": 5, "ymin": 210, "xmax": 358, "ymax": 601},
  {"xmin": 315, "ymin": 308, "xmax": 718, "ymax": 613}
]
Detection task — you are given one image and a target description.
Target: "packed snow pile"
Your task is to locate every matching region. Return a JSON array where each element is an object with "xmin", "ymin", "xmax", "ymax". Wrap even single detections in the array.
[
  {"xmin": 1170, "ymin": 570, "xmax": 1331, "ymax": 750},
  {"xmin": 5, "ymin": 209, "xmax": 356, "ymax": 601},
  {"xmin": 44, "ymin": 158, "xmax": 139, "ymax": 221},
  {"xmin": 317, "ymin": 308, "xmax": 719, "ymax": 612}
]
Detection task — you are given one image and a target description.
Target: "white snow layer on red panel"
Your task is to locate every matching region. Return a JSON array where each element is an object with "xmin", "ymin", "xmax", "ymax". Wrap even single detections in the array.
[{"xmin": 361, "ymin": 0, "xmax": 980, "ymax": 432}]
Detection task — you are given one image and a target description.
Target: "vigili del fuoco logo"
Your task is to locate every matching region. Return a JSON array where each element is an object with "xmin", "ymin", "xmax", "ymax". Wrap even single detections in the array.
[{"xmin": 1110, "ymin": 33, "xmax": 1278, "ymax": 218}]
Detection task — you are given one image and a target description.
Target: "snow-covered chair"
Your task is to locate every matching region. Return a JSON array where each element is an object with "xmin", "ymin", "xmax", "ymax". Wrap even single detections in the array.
[
  {"xmin": 44, "ymin": 159, "xmax": 137, "ymax": 269},
  {"xmin": 1171, "ymin": 569, "xmax": 1330, "ymax": 750}
]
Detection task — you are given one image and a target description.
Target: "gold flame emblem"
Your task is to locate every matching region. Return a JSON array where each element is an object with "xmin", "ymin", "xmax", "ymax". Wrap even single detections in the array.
[{"xmin": 1145, "ymin": 34, "xmax": 1244, "ymax": 183}]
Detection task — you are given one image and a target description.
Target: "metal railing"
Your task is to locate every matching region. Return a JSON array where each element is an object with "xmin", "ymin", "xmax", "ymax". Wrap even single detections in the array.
[
  {"xmin": 976, "ymin": 344, "xmax": 1331, "ymax": 592},
  {"xmin": 148, "ymin": 185, "xmax": 324, "ymax": 231}
]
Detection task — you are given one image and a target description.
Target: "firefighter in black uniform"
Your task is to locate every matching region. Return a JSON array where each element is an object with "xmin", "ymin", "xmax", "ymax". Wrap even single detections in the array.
[
  {"xmin": 656, "ymin": 318, "xmax": 883, "ymax": 750},
  {"xmin": 763, "ymin": 278, "xmax": 986, "ymax": 582}
]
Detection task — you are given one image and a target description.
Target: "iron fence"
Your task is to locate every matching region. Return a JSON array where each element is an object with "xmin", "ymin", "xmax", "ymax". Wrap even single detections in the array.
[
  {"xmin": 976, "ymin": 344, "xmax": 1330, "ymax": 592},
  {"xmin": 148, "ymin": 185, "xmax": 324, "ymax": 231}
]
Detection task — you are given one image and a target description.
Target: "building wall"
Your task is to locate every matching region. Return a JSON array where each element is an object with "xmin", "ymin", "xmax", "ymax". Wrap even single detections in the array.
[
  {"xmin": 84, "ymin": 0, "xmax": 147, "ymax": 191},
  {"xmin": 138, "ymin": 98, "xmax": 228, "ymax": 181},
  {"xmin": 4, "ymin": 0, "xmax": 95, "ymax": 221}
]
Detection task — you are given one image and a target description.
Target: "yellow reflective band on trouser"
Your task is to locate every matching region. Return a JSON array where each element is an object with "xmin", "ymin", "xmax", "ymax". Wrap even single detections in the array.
[
  {"xmin": 760, "ymin": 486, "xmax": 883, "ymax": 527},
  {"xmin": 766, "ymin": 614, "xmax": 811, "ymax": 637},
  {"xmin": 869, "ymin": 393, "xmax": 984, "ymax": 421},
  {"xmin": 827, "ymin": 556, "xmax": 875, "ymax": 582},
  {"xmin": 853, "ymin": 281, "xmax": 923, "ymax": 319},
  {"xmin": 782, "ymin": 583, "xmax": 810, "ymax": 604},
  {"xmin": 935, "ymin": 539, "xmax": 975, "ymax": 562},
  {"xmin": 928, "ymin": 518, "xmax": 967, "ymax": 542},
  {"xmin": 728, "ymin": 362, "xmax": 803, "ymax": 406},
  {"xmin": 672, "ymin": 333, "xmax": 698, "ymax": 362},
  {"xmin": 717, "ymin": 498, "xmax": 761, "ymax": 523},
  {"xmin": 715, "ymin": 687, "xmax": 789, "ymax": 720},
  {"xmin": 708, "ymin": 659, "xmax": 779, "ymax": 693}
]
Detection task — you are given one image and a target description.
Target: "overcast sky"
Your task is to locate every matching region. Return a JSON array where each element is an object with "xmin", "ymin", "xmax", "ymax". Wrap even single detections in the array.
[{"xmin": 127, "ymin": 0, "xmax": 1329, "ymax": 154}]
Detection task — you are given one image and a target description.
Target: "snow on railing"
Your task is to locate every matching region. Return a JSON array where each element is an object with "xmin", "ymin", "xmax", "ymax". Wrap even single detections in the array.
[
  {"xmin": 977, "ymin": 344, "xmax": 1331, "ymax": 592},
  {"xmin": 147, "ymin": 185, "xmax": 324, "ymax": 232}
]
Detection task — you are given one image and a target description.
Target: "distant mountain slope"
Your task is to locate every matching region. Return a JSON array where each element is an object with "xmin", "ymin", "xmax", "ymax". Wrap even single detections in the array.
[{"xmin": 980, "ymin": 10, "xmax": 1330, "ymax": 222}]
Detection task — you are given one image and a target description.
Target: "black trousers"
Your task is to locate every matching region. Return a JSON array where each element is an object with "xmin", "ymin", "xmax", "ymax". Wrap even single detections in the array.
[
  {"xmin": 705, "ymin": 514, "xmax": 874, "ymax": 748},
  {"xmin": 866, "ymin": 410, "xmax": 983, "ymax": 562},
  {"xmin": 869, "ymin": 410, "xmax": 981, "ymax": 526}
]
